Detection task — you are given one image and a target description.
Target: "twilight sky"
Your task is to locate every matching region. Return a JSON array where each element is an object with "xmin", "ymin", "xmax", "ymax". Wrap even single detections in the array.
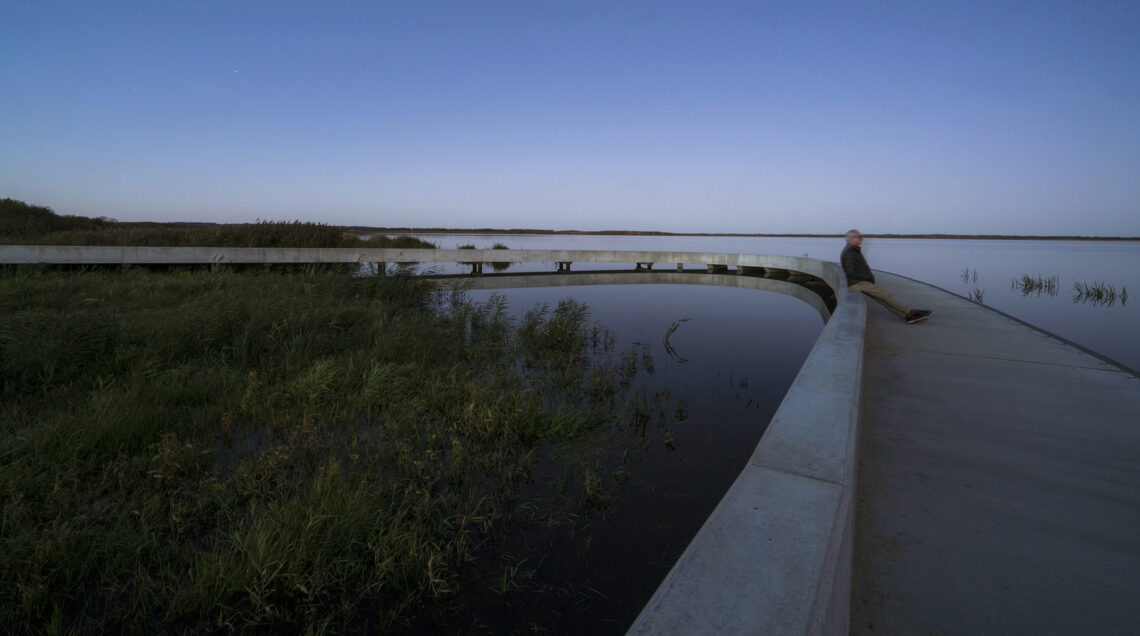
[{"xmin": 2, "ymin": 1, "xmax": 1138, "ymax": 235}]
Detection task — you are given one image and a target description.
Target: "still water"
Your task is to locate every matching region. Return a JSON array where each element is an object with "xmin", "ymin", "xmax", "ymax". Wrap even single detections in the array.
[
  {"xmin": 432, "ymin": 282, "xmax": 822, "ymax": 632},
  {"xmin": 404, "ymin": 233, "xmax": 1139, "ymax": 373}
]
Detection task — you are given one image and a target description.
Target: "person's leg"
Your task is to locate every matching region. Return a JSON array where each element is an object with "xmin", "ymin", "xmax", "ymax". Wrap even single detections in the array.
[{"xmin": 851, "ymin": 281, "xmax": 911, "ymax": 320}]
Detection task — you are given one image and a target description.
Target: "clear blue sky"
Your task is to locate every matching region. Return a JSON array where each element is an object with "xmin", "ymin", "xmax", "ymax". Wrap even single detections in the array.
[{"xmin": 3, "ymin": 1, "xmax": 1138, "ymax": 234}]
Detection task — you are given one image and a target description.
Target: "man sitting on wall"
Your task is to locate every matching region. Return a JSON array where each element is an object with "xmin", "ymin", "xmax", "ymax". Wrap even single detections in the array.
[{"xmin": 841, "ymin": 229, "xmax": 933, "ymax": 324}]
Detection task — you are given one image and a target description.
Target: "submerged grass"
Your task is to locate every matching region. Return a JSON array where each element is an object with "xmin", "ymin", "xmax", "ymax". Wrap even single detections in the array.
[
  {"xmin": 1072, "ymin": 280, "xmax": 1128, "ymax": 307},
  {"xmin": 1012, "ymin": 273, "xmax": 1059, "ymax": 296},
  {"xmin": 0, "ymin": 265, "xmax": 664, "ymax": 632}
]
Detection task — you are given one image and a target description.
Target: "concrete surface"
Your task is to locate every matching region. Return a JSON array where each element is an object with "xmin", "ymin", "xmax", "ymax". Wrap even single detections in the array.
[
  {"xmin": 0, "ymin": 245, "xmax": 827, "ymax": 279},
  {"xmin": 852, "ymin": 272, "xmax": 1140, "ymax": 636}
]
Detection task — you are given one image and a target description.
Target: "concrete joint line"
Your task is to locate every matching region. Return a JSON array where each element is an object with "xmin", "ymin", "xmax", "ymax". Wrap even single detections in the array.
[
  {"xmin": 912, "ymin": 347, "xmax": 1125, "ymax": 373},
  {"xmin": 749, "ymin": 460, "xmax": 847, "ymax": 488}
]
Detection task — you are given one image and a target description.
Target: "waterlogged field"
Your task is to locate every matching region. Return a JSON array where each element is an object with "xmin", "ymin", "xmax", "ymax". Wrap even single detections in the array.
[{"xmin": 0, "ymin": 266, "xmax": 707, "ymax": 633}]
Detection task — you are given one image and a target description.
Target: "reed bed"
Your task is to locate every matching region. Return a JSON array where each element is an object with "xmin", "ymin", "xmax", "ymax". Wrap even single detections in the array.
[
  {"xmin": 0, "ymin": 266, "xmax": 667, "ymax": 633},
  {"xmin": 1, "ymin": 198, "xmax": 434, "ymax": 249},
  {"xmin": 1072, "ymin": 281, "xmax": 1128, "ymax": 306},
  {"xmin": 1011, "ymin": 273, "xmax": 1059, "ymax": 296}
]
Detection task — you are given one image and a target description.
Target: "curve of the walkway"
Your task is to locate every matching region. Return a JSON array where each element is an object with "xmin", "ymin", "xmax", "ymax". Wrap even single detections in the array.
[
  {"xmin": 852, "ymin": 271, "xmax": 1140, "ymax": 636},
  {"xmin": 1, "ymin": 245, "xmax": 868, "ymax": 634}
]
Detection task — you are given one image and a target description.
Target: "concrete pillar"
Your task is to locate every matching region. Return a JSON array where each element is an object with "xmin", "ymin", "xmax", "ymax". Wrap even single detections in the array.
[
  {"xmin": 677, "ymin": 263, "xmax": 684, "ymax": 272},
  {"xmin": 635, "ymin": 262, "xmax": 654, "ymax": 271}
]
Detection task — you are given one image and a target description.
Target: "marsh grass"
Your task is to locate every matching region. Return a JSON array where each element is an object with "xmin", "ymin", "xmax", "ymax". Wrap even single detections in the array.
[
  {"xmin": 1072, "ymin": 281, "xmax": 1128, "ymax": 307},
  {"xmin": 1, "ymin": 197, "xmax": 435, "ymax": 249},
  {"xmin": 0, "ymin": 266, "xmax": 666, "ymax": 632},
  {"xmin": 1011, "ymin": 273, "xmax": 1059, "ymax": 296}
]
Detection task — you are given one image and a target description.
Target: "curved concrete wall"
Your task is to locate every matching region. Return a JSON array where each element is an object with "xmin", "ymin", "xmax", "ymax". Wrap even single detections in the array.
[{"xmin": 1, "ymin": 245, "xmax": 866, "ymax": 634}]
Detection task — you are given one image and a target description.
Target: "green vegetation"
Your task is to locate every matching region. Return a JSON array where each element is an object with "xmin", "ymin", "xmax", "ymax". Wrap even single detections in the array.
[
  {"xmin": 0, "ymin": 197, "xmax": 435, "ymax": 249},
  {"xmin": 0, "ymin": 265, "xmax": 666, "ymax": 632}
]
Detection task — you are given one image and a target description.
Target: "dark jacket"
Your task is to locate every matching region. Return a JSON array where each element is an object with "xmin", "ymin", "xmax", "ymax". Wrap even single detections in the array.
[{"xmin": 841, "ymin": 244, "xmax": 874, "ymax": 286}]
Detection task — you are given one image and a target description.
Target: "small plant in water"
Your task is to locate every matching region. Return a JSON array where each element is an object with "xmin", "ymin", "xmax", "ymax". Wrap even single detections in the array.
[
  {"xmin": 1073, "ymin": 281, "xmax": 1128, "ymax": 307},
  {"xmin": 970, "ymin": 288, "xmax": 985, "ymax": 303},
  {"xmin": 961, "ymin": 268, "xmax": 979, "ymax": 284},
  {"xmin": 1011, "ymin": 273, "xmax": 1059, "ymax": 297}
]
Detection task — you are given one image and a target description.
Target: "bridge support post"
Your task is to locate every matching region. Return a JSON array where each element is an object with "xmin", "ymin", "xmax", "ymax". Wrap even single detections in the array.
[
  {"xmin": 470, "ymin": 262, "xmax": 483, "ymax": 275},
  {"xmin": 707, "ymin": 264, "xmax": 728, "ymax": 274},
  {"xmin": 677, "ymin": 263, "xmax": 684, "ymax": 272},
  {"xmin": 635, "ymin": 262, "xmax": 654, "ymax": 271},
  {"xmin": 556, "ymin": 261, "xmax": 572, "ymax": 272}
]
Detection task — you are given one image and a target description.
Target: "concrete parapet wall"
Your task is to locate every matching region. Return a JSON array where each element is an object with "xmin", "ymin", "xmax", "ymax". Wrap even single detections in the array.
[{"xmin": 1, "ymin": 244, "xmax": 864, "ymax": 634}]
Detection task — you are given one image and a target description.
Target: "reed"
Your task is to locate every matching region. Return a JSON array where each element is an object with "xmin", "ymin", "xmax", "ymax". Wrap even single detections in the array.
[
  {"xmin": 1011, "ymin": 273, "xmax": 1059, "ymax": 296},
  {"xmin": 1, "ymin": 198, "xmax": 436, "ymax": 249},
  {"xmin": 1072, "ymin": 281, "xmax": 1128, "ymax": 307}
]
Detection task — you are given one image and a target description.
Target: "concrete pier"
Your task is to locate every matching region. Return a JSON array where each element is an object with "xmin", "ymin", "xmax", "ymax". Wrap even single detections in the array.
[{"xmin": 852, "ymin": 272, "xmax": 1140, "ymax": 636}]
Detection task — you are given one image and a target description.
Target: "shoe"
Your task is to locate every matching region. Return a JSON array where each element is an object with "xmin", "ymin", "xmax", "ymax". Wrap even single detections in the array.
[{"xmin": 905, "ymin": 309, "xmax": 931, "ymax": 324}]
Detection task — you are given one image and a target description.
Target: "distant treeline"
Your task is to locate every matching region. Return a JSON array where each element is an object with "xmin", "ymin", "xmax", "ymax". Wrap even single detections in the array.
[
  {"xmin": 0, "ymin": 199, "xmax": 435, "ymax": 249},
  {"xmin": 4, "ymin": 199, "xmax": 1134, "ymax": 243},
  {"xmin": 349, "ymin": 226, "xmax": 1140, "ymax": 241}
]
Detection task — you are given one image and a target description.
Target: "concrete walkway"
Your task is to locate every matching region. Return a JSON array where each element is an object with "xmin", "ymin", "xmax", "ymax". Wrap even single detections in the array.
[{"xmin": 852, "ymin": 272, "xmax": 1140, "ymax": 635}]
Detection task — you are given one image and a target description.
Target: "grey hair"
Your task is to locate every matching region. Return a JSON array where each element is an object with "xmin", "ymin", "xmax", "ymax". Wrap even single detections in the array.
[{"xmin": 845, "ymin": 229, "xmax": 862, "ymax": 243}]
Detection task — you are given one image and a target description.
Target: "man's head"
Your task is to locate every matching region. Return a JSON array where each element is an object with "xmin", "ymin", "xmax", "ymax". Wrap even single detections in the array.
[{"xmin": 845, "ymin": 229, "xmax": 863, "ymax": 247}]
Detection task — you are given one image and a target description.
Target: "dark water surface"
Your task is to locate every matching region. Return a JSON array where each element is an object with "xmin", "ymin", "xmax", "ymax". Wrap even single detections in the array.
[{"xmin": 434, "ymin": 283, "xmax": 822, "ymax": 632}]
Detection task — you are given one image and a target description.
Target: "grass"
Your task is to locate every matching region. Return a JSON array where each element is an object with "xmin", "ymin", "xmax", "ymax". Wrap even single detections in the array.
[
  {"xmin": 1, "ymin": 197, "xmax": 435, "ymax": 249},
  {"xmin": 0, "ymin": 265, "xmax": 666, "ymax": 633},
  {"xmin": 1012, "ymin": 273, "xmax": 1059, "ymax": 296},
  {"xmin": 1072, "ymin": 281, "xmax": 1128, "ymax": 307}
]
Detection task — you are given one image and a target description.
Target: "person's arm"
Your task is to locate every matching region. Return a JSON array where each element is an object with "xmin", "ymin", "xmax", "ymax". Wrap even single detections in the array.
[{"xmin": 841, "ymin": 247, "xmax": 859, "ymax": 280}]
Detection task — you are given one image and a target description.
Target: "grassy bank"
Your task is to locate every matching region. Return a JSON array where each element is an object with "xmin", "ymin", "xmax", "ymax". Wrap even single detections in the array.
[
  {"xmin": 0, "ymin": 265, "xmax": 665, "ymax": 632},
  {"xmin": 1, "ymin": 198, "xmax": 435, "ymax": 249}
]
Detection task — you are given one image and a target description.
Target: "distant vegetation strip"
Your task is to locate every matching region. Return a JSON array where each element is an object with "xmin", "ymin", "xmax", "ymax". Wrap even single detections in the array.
[
  {"xmin": 351, "ymin": 227, "xmax": 1140, "ymax": 241},
  {"xmin": 0, "ymin": 198, "xmax": 436, "ymax": 249},
  {"xmin": 5, "ymin": 197, "xmax": 1135, "ymax": 242}
]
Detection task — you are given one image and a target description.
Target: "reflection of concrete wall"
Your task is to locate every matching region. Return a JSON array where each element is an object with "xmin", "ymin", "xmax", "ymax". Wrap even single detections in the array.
[
  {"xmin": 1, "ymin": 244, "xmax": 865, "ymax": 634},
  {"xmin": 437, "ymin": 271, "xmax": 831, "ymax": 322}
]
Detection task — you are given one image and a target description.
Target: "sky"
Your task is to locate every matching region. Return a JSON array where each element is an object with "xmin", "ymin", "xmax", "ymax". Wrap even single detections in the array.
[{"xmin": 2, "ymin": 1, "xmax": 1138, "ymax": 235}]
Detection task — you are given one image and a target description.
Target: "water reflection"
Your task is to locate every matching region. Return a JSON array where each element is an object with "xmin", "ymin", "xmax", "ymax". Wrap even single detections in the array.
[{"xmin": 450, "ymin": 282, "xmax": 822, "ymax": 632}]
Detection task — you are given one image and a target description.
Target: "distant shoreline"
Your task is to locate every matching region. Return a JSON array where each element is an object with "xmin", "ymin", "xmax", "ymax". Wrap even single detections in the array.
[{"xmin": 344, "ymin": 227, "xmax": 1140, "ymax": 241}]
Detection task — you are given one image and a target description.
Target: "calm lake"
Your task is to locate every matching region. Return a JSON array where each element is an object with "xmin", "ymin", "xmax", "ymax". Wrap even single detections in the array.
[{"xmin": 369, "ymin": 233, "xmax": 1136, "ymax": 631}]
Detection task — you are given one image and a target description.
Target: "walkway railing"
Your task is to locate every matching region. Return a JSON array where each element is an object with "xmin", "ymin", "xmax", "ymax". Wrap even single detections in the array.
[{"xmin": 1, "ymin": 245, "xmax": 867, "ymax": 635}]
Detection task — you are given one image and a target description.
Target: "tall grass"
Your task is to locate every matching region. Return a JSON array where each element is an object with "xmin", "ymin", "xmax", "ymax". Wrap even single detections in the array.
[
  {"xmin": 1, "ymin": 197, "xmax": 435, "ymax": 249},
  {"xmin": 1011, "ymin": 273, "xmax": 1059, "ymax": 296},
  {"xmin": 1072, "ymin": 281, "xmax": 1128, "ymax": 307},
  {"xmin": 0, "ymin": 266, "xmax": 663, "ymax": 632}
]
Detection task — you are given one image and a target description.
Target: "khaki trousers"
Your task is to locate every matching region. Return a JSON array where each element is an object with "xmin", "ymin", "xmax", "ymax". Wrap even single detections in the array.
[{"xmin": 851, "ymin": 281, "xmax": 911, "ymax": 320}]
